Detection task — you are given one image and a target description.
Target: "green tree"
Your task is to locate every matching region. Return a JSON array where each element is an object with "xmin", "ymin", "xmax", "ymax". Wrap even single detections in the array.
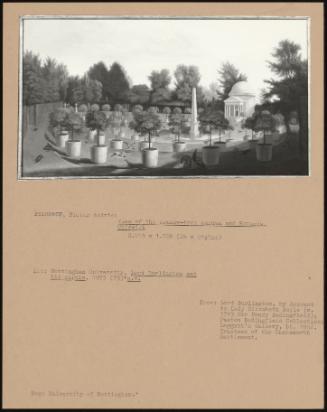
[
  {"xmin": 168, "ymin": 113, "xmax": 188, "ymax": 143},
  {"xmin": 49, "ymin": 107, "xmax": 69, "ymax": 135},
  {"xmin": 22, "ymin": 51, "xmax": 46, "ymax": 105},
  {"xmin": 174, "ymin": 65, "xmax": 201, "ymax": 102},
  {"xmin": 83, "ymin": 76, "xmax": 103, "ymax": 104},
  {"xmin": 129, "ymin": 111, "xmax": 162, "ymax": 149},
  {"xmin": 254, "ymin": 110, "xmax": 276, "ymax": 144},
  {"xmin": 199, "ymin": 108, "xmax": 230, "ymax": 145},
  {"xmin": 263, "ymin": 40, "xmax": 308, "ymax": 113},
  {"xmin": 123, "ymin": 84, "xmax": 150, "ymax": 105},
  {"xmin": 85, "ymin": 111, "xmax": 109, "ymax": 145},
  {"xmin": 148, "ymin": 69, "xmax": 172, "ymax": 104},
  {"xmin": 66, "ymin": 76, "xmax": 81, "ymax": 105},
  {"xmin": 66, "ymin": 112, "xmax": 84, "ymax": 141},
  {"xmin": 217, "ymin": 62, "xmax": 247, "ymax": 101},
  {"xmin": 106, "ymin": 62, "xmax": 130, "ymax": 103},
  {"xmin": 88, "ymin": 61, "xmax": 108, "ymax": 84},
  {"xmin": 244, "ymin": 114, "xmax": 259, "ymax": 140},
  {"xmin": 149, "ymin": 69, "xmax": 171, "ymax": 90}
]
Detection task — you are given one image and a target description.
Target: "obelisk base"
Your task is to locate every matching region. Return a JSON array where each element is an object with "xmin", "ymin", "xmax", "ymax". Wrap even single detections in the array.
[{"xmin": 190, "ymin": 121, "xmax": 200, "ymax": 140}]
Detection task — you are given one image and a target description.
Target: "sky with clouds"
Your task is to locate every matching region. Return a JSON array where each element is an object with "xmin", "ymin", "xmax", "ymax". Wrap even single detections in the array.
[{"xmin": 23, "ymin": 18, "xmax": 308, "ymax": 94}]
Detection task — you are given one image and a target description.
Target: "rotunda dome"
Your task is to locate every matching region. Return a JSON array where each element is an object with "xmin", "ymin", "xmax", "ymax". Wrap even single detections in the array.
[{"xmin": 229, "ymin": 81, "xmax": 255, "ymax": 97}]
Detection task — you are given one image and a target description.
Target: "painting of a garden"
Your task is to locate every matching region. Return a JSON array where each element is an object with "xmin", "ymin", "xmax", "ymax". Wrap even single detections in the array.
[{"xmin": 20, "ymin": 18, "xmax": 309, "ymax": 178}]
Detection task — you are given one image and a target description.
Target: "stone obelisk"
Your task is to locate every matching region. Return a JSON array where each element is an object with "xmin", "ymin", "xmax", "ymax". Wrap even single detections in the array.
[{"xmin": 190, "ymin": 87, "xmax": 199, "ymax": 140}]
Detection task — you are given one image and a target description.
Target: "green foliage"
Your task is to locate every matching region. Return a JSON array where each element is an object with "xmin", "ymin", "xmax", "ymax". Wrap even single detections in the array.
[
  {"xmin": 148, "ymin": 106, "xmax": 159, "ymax": 114},
  {"xmin": 244, "ymin": 115, "xmax": 257, "ymax": 131},
  {"xmin": 254, "ymin": 111, "xmax": 276, "ymax": 143},
  {"xmin": 90, "ymin": 103, "xmax": 100, "ymax": 112},
  {"xmin": 129, "ymin": 111, "xmax": 162, "ymax": 139},
  {"xmin": 184, "ymin": 107, "xmax": 192, "ymax": 114},
  {"xmin": 168, "ymin": 113, "xmax": 188, "ymax": 141},
  {"xmin": 49, "ymin": 107, "xmax": 69, "ymax": 132},
  {"xmin": 148, "ymin": 69, "xmax": 172, "ymax": 104},
  {"xmin": 66, "ymin": 112, "xmax": 84, "ymax": 140},
  {"xmin": 199, "ymin": 108, "xmax": 230, "ymax": 144},
  {"xmin": 132, "ymin": 104, "xmax": 143, "ymax": 113},
  {"xmin": 87, "ymin": 61, "xmax": 109, "ymax": 95},
  {"xmin": 114, "ymin": 104, "xmax": 123, "ymax": 112},
  {"xmin": 151, "ymin": 87, "xmax": 172, "ymax": 104},
  {"xmin": 173, "ymin": 107, "xmax": 182, "ymax": 115},
  {"xmin": 174, "ymin": 65, "xmax": 201, "ymax": 102},
  {"xmin": 85, "ymin": 110, "xmax": 108, "ymax": 132},
  {"xmin": 78, "ymin": 104, "xmax": 88, "ymax": 112},
  {"xmin": 217, "ymin": 62, "xmax": 247, "ymax": 101},
  {"xmin": 267, "ymin": 40, "xmax": 303, "ymax": 78},
  {"xmin": 264, "ymin": 40, "xmax": 308, "ymax": 113},
  {"xmin": 102, "ymin": 104, "xmax": 111, "ymax": 111},
  {"xmin": 162, "ymin": 107, "xmax": 171, "ymax": 115},
  {"xmin": 23, "ymin": 51, "xmax": 68, "ymax": 105},
  {"xmin": 106, "ymin": 62, "xmax": 130, "ymax": 103},
  {"xmin": 123, "ymin": 84, "xmax": 150, "ymax": 105},
  {"xmin": 149, "ymin": 69, "xmax": 171, "ymax": 90},
  {"xmin": 67, "ymin": 76, "xmax": 102, "ymax": 105}
]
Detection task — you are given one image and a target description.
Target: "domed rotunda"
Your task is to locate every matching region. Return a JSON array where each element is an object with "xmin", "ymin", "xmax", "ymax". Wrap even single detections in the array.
[{"xmin": 224, "ymin": 81, "xmax": 257, "ymax": 127}]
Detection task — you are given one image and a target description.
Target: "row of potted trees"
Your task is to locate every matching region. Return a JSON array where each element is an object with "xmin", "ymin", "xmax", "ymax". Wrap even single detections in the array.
[{"xmin": 49, "ymin": 105, "xmax": 283, "ymax": 169}]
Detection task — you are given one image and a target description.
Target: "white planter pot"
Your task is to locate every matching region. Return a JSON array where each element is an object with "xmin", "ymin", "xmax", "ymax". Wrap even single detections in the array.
[
  {"xmin": 139, "ymin": 141, "xmax": 153, "ymax": 151},
  {"xmin": 110, "ymin": 139, "xmax": 123, "ymax": 150},
  {"xmin": 256, "ymin": 143, "xmax": 273, "ymax": 161},
  {"xmin": 97, "ymin": 132, "xmax": 106, "ymax": 146},
  {"xmin": 89, "ymin": 129, "xmax": 97, "ymax": 143},
  {"xmin": 91, "ymin": 145, "xmax": 108, "ymax": 164},
  {"xmin": 173, "ymin": 141, "xmax": 187, "ymax": 153},
  {"xmin": 202, "ymin": 146, "xmax": 220, "ymax": 166},
  {"xmin": 57, "ymin": 131, "xmax": 69, "ymax": 148},
  {"xmin": 289, "ymin": 123, "xmax": 300, "ymax": 133},
  {"xmin": 142, "ymin": 148, "xmax": 159, "ymax": 168},
  {"xmin": 66, "ymin": 140, "xmax": 82, "ymax": 158}
]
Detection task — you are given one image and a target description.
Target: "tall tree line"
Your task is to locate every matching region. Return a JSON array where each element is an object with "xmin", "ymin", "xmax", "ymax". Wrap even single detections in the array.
[{"xmin": 23, "ymin": 40, "xmax": 308, "ymax": 115}]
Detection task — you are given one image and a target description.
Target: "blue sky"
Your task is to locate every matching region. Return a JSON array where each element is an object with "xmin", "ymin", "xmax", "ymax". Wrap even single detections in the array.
[{"xmin": 23, "ymin": 18, "xmax": 308, "ymax": 95}]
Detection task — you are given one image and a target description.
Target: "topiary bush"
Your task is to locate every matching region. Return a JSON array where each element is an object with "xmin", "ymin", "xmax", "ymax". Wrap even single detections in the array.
[
  {"xmin": 90, "ymin": 103, "xmax": 100, "ymax": 112},
  {"xmin": 78, "ymin": 104, "xmax": 88, "ymax": 112},
  {"xmin": 173, "ymin": 107, "xmax": 182, "ymax": 115},
  {"xmin": 148, "ymin": 106, "xmax": 159, "ymax": 114}
]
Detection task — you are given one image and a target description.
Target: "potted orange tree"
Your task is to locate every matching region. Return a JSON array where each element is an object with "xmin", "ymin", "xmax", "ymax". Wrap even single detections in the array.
[
  {"xmin": 129, "ymin": 111, "xmax": 162, "ymax": 168},
  {"xmin": 288, "ymin": 111, "xmax": 300, "ymax": 133},
  {"xmin": 110, "ymin": 105, "xmax": 125, "ymax": 149},
  {"xmin": 102, "ymin": 104, "xmax": 111, "ymax": 119},
  {"xmin": 254, "ymin": 110, "xmax": 276, "ymax": 161},
  {"xmin": 86, "ymin": 111, "xmax": 109, "ymax": 163},
  {"xmin": 66, "ymin": 112, "xmax": 84, "ymax": 158},
  {"xmin": 49, "ymin": 107, "xmax": 71, "ymax": 148},
  {"xmin": 78, "ymin": 104, "xmax": 88, "ymax": 122},
  {"xmin": 199, "ymin": 109, "xmax": 229, "ymax": 166},
  {"xmin": 168, "ymin": 112, "xmax": 188, "ymax": 153},
  {"xmin": 244, "ymin": 114, "xmax": 259, "ymax": 149},
  {"xmin": 163, "ymin": 106, "xmax": 171, "ymax": 120}
]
